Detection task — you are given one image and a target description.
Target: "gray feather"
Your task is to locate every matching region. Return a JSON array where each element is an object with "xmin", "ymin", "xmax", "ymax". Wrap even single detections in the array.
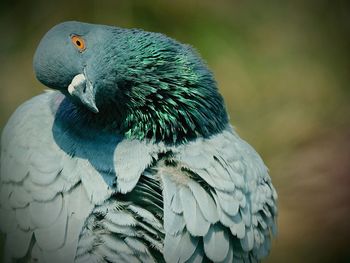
[
  {"xmin": 164, "ymin": 230, "xmax": 198, "ymax": 263},
  {"xmin": 170, "ymin": 189, "xmax": 183, "ymax": 214},
  {"xmin": 8, "ymin": 184, "xmax": 32, "ymax": 208},
  {"xmin": 100, "ymin": 234, "xmax": 134, "ymax": 254},
  {"xmin": 185, "ymin": 242, "xmax": 204, "ymax": 263},
  {"xmin": 128, "ymin": 205, "xmax": 163, "ymax": 230},
  {"xmin": 29, "ymin": 193, "xmax": 63, "ymax": 228},
  {"xmin": 216, "ymin": 190, "xmax": 239, "ymax": 216},
  {"xmin": 114, "ymin": 140, "xmax": 155, "ymax": 193},
  {"xmin": 101, "ymin": 220, "xmax": 137, "ymax": 236},
  {"xmin": 164, "ymin": 203, "xmax": 186, "ymax": 235},
  {"xmin": 124, "ymin": 237, "xmax": 149, "ymax": 254},
  {"xmin": 180, "ymin": 186, "xmax": 210, "ymax": 236},
  {"xmin": 15, "ymin": 207, "xmax": 32, "ymax": 231},
  {"xmin": 4, "ymin": 227, "xmax": 33, "ymax": 259},
  {"xmin": 34, "ymin": 196, "xmax": 68, "ymax": 251},
  {"xmin": 218, "ymin": 243, "xmax": 233, "ymax": 263},
  {"xmin": 105, "ymin": 210, "xmax": 137, "ymax": 226},
  {"xmin": 187, "ymin": 180, "xmax": 219, "ymax": 223},
  {"xmin": 240, "ymin": 226, "xmax": 254, "ymax": 252},
  {"xmin": 80, "ymin": 160, "xmax": 112, "ymax": 205},
  {"xmin": 203, "ymin": 224, "xmax": 229, "ymax": 262}
]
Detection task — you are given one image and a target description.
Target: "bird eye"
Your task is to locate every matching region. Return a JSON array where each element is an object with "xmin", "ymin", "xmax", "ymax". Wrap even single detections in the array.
[{"xmin": 71, "ymin": 35, "xmax": 86, "ymax": 52}]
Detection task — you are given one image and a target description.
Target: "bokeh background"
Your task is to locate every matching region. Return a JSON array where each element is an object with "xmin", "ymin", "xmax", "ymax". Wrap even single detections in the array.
[{"xmin": 1, "ymin": 0, "xmax": 350, "ymax": 262}]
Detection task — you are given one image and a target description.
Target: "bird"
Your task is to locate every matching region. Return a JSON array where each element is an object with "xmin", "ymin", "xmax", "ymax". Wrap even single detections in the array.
[{"xmin": 0, "ymin": 21, "xmax": 277, "ymax": 263}]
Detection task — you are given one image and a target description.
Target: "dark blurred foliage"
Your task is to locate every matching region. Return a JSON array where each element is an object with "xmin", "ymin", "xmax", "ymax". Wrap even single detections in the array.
[{"xmin": 0, "ymin": 1, "xmax": 350, "ymax": 262}]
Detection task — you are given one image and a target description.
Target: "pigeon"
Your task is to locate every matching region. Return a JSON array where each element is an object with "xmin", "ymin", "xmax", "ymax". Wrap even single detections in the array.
[{"xmin": 0, "ymin": 21, "xmax": 277, "ymax": 263}]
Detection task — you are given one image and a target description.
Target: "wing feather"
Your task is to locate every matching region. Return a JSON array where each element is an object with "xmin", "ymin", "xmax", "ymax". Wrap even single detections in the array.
[
  {"xmin": 34, "ymin": 195, "xmax": 68, "ymax": 251},
  {"xmin": 29, "ymin": 193, "xmax": 63, "ymax": 228},
  {"xmin": 114, "ymin": 140, "xmax": 156, "ymax": 193},
  {"xmin": 0, "ymin": 92, "xmax": 97, "ymax": 261},
  {"xmin": 185, "ymin": 242, "xmax": 204, "ymax": 263},
  {"xmin": 187, "ymin": 180, "xmax": 219, "ymax": 223},
  {"xmin": 163, "ymin": 202, "xmax": 186, "ymax": 235},
  {"xmin": 163, "ymin": 229, "xmax": 198, "ymax": 263},
  {"xmin": 15, "ymin": 206, "xmax": 32, "ymax": 231},
  {"xmin": 128, "ymin": 205, "xmax": 163, "ymax": 230},
  {"xmin": 4, "ymin": 226, "xmax": 33, "ymax": 259},
  {"xmin": 8, "ymin": 184, "xmax": 32, "ymax": 208},
  {"xmin": 203, "ymin": 224, "xmax": 230, "ymax": 262},
  {"xmin": 160, "ymin": 125, "xmax": 277, "ymax": 262},
  {"xmin": 179, "ymin": 186, "xmax": 210, "ymax": 236}
]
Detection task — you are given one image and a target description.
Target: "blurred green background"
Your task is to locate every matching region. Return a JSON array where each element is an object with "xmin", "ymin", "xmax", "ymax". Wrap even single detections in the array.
[{"xmin": 1, "ymin": 0, "xmax": 350, "ymax": 262}]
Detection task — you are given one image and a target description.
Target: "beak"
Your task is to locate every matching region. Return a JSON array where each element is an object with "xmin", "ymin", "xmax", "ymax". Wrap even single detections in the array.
[{"xmin": 67, "ymin": 70, "xmax": 99, "ymax": 113}]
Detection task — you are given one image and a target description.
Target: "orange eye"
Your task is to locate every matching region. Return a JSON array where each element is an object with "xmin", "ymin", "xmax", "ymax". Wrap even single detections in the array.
[{"xmin": 71, "ymin": 35, "xmax": 86, "ymax": 51}]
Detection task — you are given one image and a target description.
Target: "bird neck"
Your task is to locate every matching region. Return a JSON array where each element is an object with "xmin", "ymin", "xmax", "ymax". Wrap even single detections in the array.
[
  {"xmin": 55, "ymin": 88, "xmax": 228, "ymax": 145},
  {"xmin": 111, "ymin": 29, "xmax": 229, "ymax": 144},
  {"xmin": 54, "ymin": 29, "xmax": 229, "ymax": 144}
]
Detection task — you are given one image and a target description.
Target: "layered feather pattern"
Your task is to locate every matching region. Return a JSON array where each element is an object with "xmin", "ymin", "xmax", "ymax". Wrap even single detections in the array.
[
  {"xmin": 0, "ymin": 92, "xmax": 107, "ymax": 262},
  {"xmin": 157, "ymin": 127, "xmax": 278, "ymax": 262},
  {"xmin": 1, "ymin": 21, "xmax": 277, "ymax": 263},
  {"xmin": 1, "ymin": 91, "xmax": 277, "ymax": 262}
]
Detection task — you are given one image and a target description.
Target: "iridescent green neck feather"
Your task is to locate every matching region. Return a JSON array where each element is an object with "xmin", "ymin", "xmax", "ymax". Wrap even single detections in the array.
[
  {"xmin": 38, "ymin": 23, "xmax": 229, "ymax": 144},
  {"xmin": 107, "ymin": 29, "xmax": 228, "ymax": 144}
]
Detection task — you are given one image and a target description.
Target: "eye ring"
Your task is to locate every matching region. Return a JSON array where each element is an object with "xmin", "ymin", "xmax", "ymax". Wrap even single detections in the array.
[{"xmin": 71, "ymin": 35, "xmax": 86, "ymax": 52}]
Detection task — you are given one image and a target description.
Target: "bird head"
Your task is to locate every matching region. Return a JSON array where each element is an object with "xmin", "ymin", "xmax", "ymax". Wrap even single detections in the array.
[
  {"xmin": 34, "ymin": 21, "xmax": 228, "ymax": 143},
  {"xmin": 34, "ymin": 21, "xmax": 114, "ymax": 113}
]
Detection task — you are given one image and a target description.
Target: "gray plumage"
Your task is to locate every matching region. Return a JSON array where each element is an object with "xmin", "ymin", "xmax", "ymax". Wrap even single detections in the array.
[{"xmin": 0, "ymin": 21, "xmax": 277, "ymax": 262}]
